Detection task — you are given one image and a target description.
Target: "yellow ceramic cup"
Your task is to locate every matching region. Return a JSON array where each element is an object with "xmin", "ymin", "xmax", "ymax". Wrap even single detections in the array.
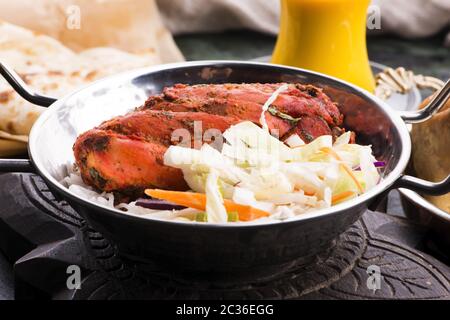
[{"xmin": 272, "ymin": 0, "xmax": 375, "ymax": 92}]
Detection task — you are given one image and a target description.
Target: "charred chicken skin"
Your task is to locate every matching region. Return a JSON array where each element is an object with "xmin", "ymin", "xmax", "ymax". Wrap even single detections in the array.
[
  {"xmin": 74, "ymin": 83, "xmax": 347, "ymax": 198},
  {"xmin": 142, "ymin": 83, "xmax": 344, "ymax": 141}
]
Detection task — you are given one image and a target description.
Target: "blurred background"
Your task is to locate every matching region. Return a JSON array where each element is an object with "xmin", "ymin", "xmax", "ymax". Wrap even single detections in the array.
[
  {"xmin": 0, "ymin": 0, "xmax": 449, "ymax": 158},
  {"xmin": 0, "ymin": 0, "xmax": 449, "ymax": 78},
  {"xmin": 163, "ymin": 0, "xmax": 450, "ymax": 80}
]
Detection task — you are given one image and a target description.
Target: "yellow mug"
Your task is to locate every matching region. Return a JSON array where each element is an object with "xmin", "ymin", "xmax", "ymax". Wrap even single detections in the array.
[{"xmin": 272, "ymin": 0, "xmax": 375, "ymax": 92}]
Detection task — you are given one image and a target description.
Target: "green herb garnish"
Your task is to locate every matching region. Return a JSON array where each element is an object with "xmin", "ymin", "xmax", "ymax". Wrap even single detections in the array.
[{"xmin": 268, "ymin": 106, "xmax": 301, "ymax": 124}]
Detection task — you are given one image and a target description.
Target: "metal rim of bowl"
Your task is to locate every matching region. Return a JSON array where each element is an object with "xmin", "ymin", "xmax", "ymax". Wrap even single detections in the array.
[
  {"xmin": 370, "ymin": 62, "xmax": 449, "ymax": 224},
  {"xmin": 400, "ymin": 189, "xmax": 450, "ymax": 223},
  {"xmin": 28, "ymin": 60, "xmax": 412, "ymax": 228}
]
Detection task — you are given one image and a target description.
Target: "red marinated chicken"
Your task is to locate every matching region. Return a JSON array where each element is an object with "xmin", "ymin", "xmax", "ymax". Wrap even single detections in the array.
[
  {"xmin": 142, "ymin": 83, "xmax": 344, "ymax": 141},
  {"xmin": 74, "ymin": 83, "xmax": 347, "ymax": 198}
]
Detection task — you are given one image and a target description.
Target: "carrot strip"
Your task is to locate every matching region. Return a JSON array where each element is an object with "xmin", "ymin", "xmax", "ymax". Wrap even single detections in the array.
[
  {"xmin": 146, "ymin": 189, "xmax": 206, "ymax": 210},
  {"xmin": 145, "ymin": 189, "xmax": 270, "ymax": 222},
  {"xmin": 320, "ymin": 147, "xmax": 342, "ymax": 161},
  {"xmin": 223, "ymin": 200, "xmax": 270, "ymax": 221},
  {"xmin": 320, "ymin": 147, "xmax": 364, "ymax": 193},
  {"xmin": 332, "ymin": 191, "xmax": 356, "ymax": 204}
]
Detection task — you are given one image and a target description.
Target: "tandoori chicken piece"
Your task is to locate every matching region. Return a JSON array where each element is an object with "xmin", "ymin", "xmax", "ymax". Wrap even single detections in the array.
[
  {"xmin": 74, "ymin": 83, "xmax": 348, "ymax": 198},
  {"xmin": 74, "ymin": 111, "xmax": 242, "ymax": 198},
  {"xmin": 142, "ymin": 83, "xmax": 343, "ymax": 142}
]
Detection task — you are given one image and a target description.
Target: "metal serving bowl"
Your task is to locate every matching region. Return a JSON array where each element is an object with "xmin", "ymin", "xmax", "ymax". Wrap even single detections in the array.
[
  {"xmin": 402, "ymin": 188, "xmax": 450, "ymax": 247},
  {"xmin": 0, "ymin": 61, "xmax": 449, "ymax": 280},
  {"xmin": 401, "ymin": 168, "xmax": 450, "ymax": 248}
]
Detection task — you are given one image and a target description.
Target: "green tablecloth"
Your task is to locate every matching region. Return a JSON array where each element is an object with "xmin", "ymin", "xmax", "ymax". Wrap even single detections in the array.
[{"xmin": 175, "ymin": 31, "xmax": 450, "ymax": 81}]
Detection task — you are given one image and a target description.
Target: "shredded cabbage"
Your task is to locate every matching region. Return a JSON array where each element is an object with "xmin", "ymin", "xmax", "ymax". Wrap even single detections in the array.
[
  {"xmin": 205, "ymin": 169, "xmax": 228, "ymax": 223},
  {"xmin": 259, "ymin": 84, "xmax": 289, "ymax": 131},
  {"xmin": 285, "ymin": 134, "xmax": 305, "ymax": 148},
  {"xmin": 162, "ymin": 120, "xmax": 382, "ymax": 223}
]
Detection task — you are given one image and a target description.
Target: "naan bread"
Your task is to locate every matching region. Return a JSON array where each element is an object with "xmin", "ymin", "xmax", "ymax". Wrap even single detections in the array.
[
  {"xmin": 0, "ymin": 21, "xmax": 75, "ymax": 137},
  {"xmin": 0, "ymin": 0, "xmax": 184, "ymax": 63},
  {"xmin": 76, "ymin": 47, "xmax": 161, "ymax": 78},
  {"xmin": 411, "ymin": 95, "xmax": 450, "ymax": 213},
  {"xmin": 0, "ymin": 21, "xmax": 178, "ymax": 156}
]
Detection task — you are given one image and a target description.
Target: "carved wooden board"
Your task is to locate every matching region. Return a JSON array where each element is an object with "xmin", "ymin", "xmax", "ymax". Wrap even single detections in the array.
[{"xmin": 0, "ymin": 173, "xmax": 448, "ymax": 300}]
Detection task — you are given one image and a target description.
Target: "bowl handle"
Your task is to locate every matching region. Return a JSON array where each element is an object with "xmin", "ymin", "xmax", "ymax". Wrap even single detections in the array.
[
  {"xmin": 394, "ymin": 174, "xmax": 450, "ymax": 196},
  {"xmin": 396, "ymin": 78, "xmax": 450, "ymax": 196},
  {"xmin": 0, "ymin": 159, "xmax": 34, "ymax": 173},
  {"xmin": 369, "ymin": 174, "xmax": 450, "ymax": 211},
  {"xmin": 0, "ymin": 62, "xmax": 56, "ymax": 172},
  {"xmin": 0, "ymin": 62, "xmax": 57, "ymax": 107},
  {"xmin": 399, "ymin": 79, "xmax": 449, "ymax": 123}
]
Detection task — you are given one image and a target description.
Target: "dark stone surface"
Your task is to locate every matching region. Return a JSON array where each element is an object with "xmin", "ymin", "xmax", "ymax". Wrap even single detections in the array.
[
  {"xmin": 367, "ymin": 35, "xmax": 450, "ymax": 81},
  {"xmin": 0, "ymin": 173, "xmax": 448, "ymax": 300},
  {"xmin": 0, "ymin": 253, "xmax": 13, "ymax": 300},
  {"xmin": 175, "ymin": 31, "xmax": 450, "ymax": 81}
]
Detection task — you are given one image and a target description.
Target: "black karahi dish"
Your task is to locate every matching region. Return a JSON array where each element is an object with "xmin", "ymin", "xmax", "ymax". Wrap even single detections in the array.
[{"xmin": 0, "ymin": 61, "xmax": 449, "ymax": 279}]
